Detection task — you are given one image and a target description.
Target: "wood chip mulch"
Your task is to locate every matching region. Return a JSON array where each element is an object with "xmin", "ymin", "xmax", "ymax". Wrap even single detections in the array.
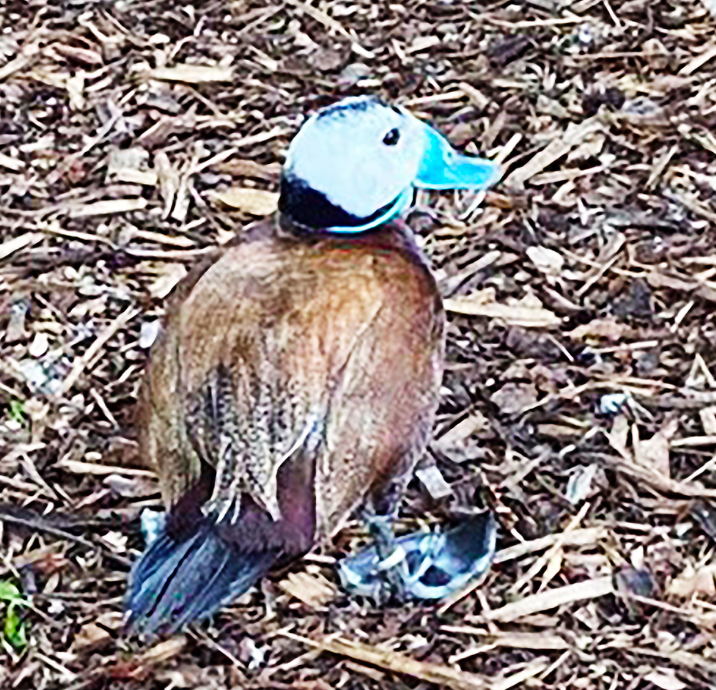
[{"xmin": 3, "ymin": 0, "xmax": 716, "ymax": 688}]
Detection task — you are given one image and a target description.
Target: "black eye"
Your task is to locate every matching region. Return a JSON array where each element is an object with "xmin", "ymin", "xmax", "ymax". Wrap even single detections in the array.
[{"xmin": 383, "ymin": 128, "xmax": 400, "ymax": 146}]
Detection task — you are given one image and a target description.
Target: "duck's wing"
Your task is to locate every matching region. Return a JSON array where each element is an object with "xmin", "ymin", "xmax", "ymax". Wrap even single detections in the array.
[{"xmin": 311, "ymin": 232, "xmax": 445, "ymax": 535}]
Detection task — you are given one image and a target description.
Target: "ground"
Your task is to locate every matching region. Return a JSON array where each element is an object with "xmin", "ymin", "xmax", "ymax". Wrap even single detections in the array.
[{"xmin": 2, "ymin": 0, "xmax": 716, "ymax": 688}]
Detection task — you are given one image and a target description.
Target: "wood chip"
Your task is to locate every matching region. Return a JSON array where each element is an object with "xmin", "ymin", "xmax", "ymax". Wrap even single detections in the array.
[
  {"xmin": 213, "ymin": 158, "xmax": 281, "ymax": 181},
  {"xmin": 0, "ymin": 54, "xmax": 31, "ymax": 81},
  {"xmin": 643, "ymin": 671, "xmax": 687, "ymax": 690},
  {"xmin": 436, "ymin": 412, "xmax": 490, "ymax": 447},
  {"xmin": 148, "ymin": 264, "xmax": 189, "ymax": 299},
  {"xmin": 155, "ymin": 150, "xmax": 179, "ymax": 218},
  {"xmin": 0, "ymin": 151, "xmax": 24, "ymax": 171},
  {"xmin": 482, "ymin": 576, "xmax": 614, "ymax": 623},
  {"xmin": 211, "ymin": 187, "xmax": 279, "ymax": 215},
  {"xmin": 679, "ymin": 44, "xmax": 716, "ymax": 75},
  {"xmin": 444, "ymin": 628, "xmax": 570, "ymax": 654},
  {"xmin": 145, "ymin": 65, "xmax": 234, "ymax": 83},
  {"xmin": 283, "ymin": 633, "xmax": 489, "ymax": 690},
  {"xmin": 5, "ymin": 3, "xmax": 716, "ymax": 687},
  {"xmin": 415, "ymin": 464, "xmax": 453, "ymax": 499},
  {"xmin": 526, "ymin": 246, "xmax": 565, "ymax": 275},
  {"xmin": 56, "ymin": 459, "xmax": 155, "ymax": 477},
  {"xmin": 445, "ymin": 293, "xmax": 561, "ymax": 328},
  {"xmin": 113, "ymin": 168, "xmax": 157, "ymax": 186},
  {"xmin": 0, "ymin": 232, "xmax": 43, "ymax": 261},
  {"xmin": 505, "ymin": 117, "xmax": 603, "ymax": 191},
  {"xmin": 57, "ymin": 306, "xmax": 139, "ymax": 396},
  {"xmin": 69, "ymin": 198, "xmax": 148, "ymax": 218},
  {"xmin": 278, "ymin": 571, "xmax": 338, "ymax": 608},
  {"xmin": 633, "ymin": 419, "xmax": 678, "ymax": 479}
]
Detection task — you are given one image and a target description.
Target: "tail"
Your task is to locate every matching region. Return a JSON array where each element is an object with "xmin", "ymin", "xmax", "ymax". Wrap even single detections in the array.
[{"xmin": 125, "ymin": 515, "xmax": 278, "ymax": 637}]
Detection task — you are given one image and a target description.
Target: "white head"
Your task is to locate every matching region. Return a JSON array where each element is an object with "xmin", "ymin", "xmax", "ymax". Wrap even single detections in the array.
[{"xmin": 280, "ymin": 96, "xmax": 499, "ymax": 233}]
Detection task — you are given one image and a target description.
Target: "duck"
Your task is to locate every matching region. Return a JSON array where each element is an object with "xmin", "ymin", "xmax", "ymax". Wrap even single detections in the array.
[{"xmin": 125, "ymin": 96, "xmax": 499, "ymax": 636}]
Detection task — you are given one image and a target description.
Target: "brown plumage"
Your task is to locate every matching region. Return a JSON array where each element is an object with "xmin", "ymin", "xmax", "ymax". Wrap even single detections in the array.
[{"xmin": 126, "ymin": 217, "xmax": 444, "ymax": 634}]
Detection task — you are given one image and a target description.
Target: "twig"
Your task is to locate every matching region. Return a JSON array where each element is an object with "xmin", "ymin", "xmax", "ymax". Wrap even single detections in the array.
[{"xmin": 57, "ymin": 306, "xmax": 139, "ymax": 396}]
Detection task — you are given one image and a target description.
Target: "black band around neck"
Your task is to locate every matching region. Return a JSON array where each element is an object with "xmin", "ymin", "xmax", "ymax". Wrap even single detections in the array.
[{"xmin": 278, "ymin": 174, "xmax": 402, "ymax": 231}]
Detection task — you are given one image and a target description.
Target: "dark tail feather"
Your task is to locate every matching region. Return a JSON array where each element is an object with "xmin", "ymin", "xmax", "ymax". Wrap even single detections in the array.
[{"xmin": 125, "ymin": 520, "xmax": 277, "ymax": 637}]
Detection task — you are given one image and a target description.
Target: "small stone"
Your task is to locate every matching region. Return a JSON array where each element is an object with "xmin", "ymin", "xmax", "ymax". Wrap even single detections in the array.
[
  {"xmin": 139, "ymin": 320, "xmax": 161, "ymax": 349},
  {"xmin": 28, "ymin": 331, "xmax": 49, "ymax": 358},
  {"xmin": 308, "ymin": 47, "xmax": 345, "ymax": 72},
  {"xmin": 337, "ymin": 62, "xmax": 371, "ymax": 87},
  {"xmin": 490, "ymin": 382, "xmax": 538, "ymax": 415}
]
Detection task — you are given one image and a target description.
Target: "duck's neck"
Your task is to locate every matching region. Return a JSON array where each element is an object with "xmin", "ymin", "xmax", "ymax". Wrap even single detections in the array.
[
  {"xmin": 274, "ymin": 212, "xmax": 428, "ymax": 264},
  {"xmin": 278, "ymin": 175, "xmax": 410, "ymax": 234}
]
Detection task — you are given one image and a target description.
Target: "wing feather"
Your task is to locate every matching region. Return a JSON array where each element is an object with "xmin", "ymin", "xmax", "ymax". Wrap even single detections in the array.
[{"xmin": 140, "ymin": 225, "xmax": 442, "ymax": 536}]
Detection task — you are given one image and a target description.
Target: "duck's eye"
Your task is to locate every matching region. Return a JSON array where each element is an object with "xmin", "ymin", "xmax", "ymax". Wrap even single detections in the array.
[{"xmin": 382, "ymin": 128, "xmax": 400, "ymax": 146}]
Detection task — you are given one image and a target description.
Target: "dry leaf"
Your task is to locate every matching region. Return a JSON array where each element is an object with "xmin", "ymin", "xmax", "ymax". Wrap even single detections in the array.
[{"xmin": 212, "ymin": 187, "xmax": 279, "ymax": 215}]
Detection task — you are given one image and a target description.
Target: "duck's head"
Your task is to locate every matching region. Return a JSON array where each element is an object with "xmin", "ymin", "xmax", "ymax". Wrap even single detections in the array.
[{"xmin": 279, "ymin": 96, "xmax": 499, "ymax": 233}]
